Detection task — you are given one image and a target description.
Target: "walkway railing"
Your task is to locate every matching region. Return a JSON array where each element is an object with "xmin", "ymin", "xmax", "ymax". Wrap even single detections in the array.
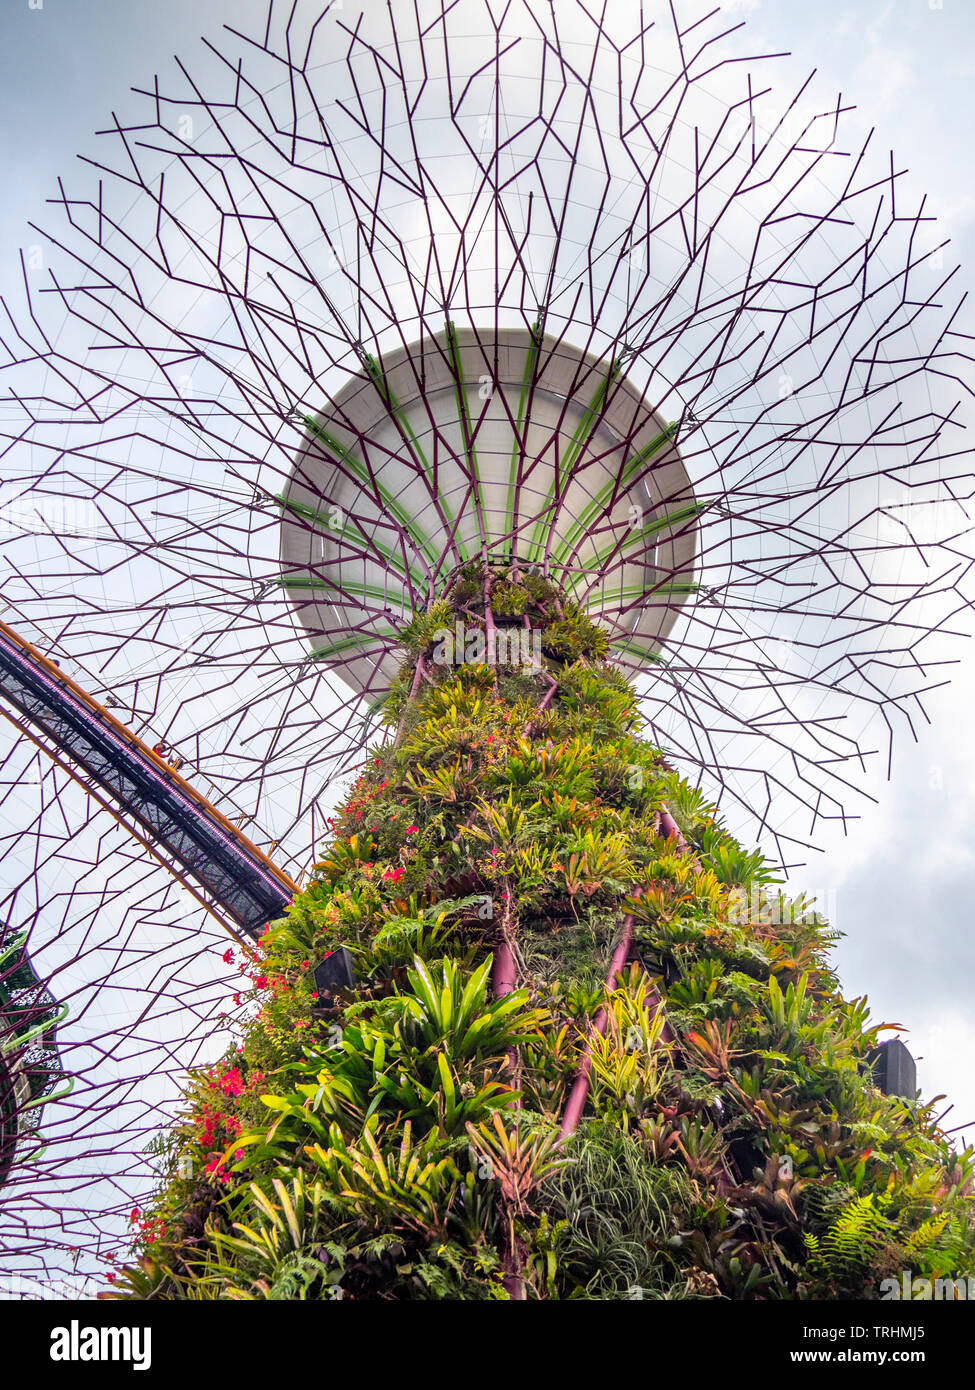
[{"xmin": 0, "ymin": 619, "xmax": 297, "ymax": 939}]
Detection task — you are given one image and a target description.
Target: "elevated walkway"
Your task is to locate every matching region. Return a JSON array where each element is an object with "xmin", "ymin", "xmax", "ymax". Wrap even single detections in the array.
[{"xmin": 0, "ymin": 619, "xmax": 297, "ymax": 939}]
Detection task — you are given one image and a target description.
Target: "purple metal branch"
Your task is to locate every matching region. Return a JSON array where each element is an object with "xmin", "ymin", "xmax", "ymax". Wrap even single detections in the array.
[{"xmin": 559, "ymin": 914, "xmax": 636, "ymax": 1141}]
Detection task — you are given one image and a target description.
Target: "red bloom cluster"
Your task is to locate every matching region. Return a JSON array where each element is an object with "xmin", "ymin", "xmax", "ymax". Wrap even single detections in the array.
[
  {"xmin": 130, "ymin": 1212, "xmax": 167, "ymax": 1245},
  {"xmin": 204, "ymin": 1155, "xmax": 234, "ymax": 1183},
  {"xmin": 192, "ymin": 1097, "xmax": 245, "ymax": 1186},
  {"xmin": 382, "ymin": 866, "xmax": 406, "ymax": 884},
  {"xmin": 342, "ymin": 774, "xmax": 391, "ymax": 826},
  {"xmin": 215, "ymin": 1067, "xmax": 244, "ymax": 1098},
  {"xmin": 199, "ymin": 1102, "xmax": 240, "ymax": 1147}
]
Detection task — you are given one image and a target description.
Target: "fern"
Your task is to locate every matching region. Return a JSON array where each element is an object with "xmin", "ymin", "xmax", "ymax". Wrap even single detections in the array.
[{"xmin": 804, "ymin": 1193, "xmax": 897, "ymax": 1283}]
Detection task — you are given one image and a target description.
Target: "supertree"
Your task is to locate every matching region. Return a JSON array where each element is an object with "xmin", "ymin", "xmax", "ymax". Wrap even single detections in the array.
[
  {"xmin": 0, "ymin": 922, "xmax": 65, "ymax": 1191},
  {"xmin": 0, "ymin": 0, "xmax": 973, "ymax": 1297}
]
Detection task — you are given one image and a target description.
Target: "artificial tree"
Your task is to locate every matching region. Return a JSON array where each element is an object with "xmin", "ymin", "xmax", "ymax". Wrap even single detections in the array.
[{"xmin": 110, "ymin": 564, "xmax": 975, "ymax": 1300}]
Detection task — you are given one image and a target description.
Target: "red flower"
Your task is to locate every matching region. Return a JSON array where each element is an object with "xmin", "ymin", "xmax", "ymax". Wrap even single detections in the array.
[
  {"xmin": 382, "ymin": 866, "xmax": 406, "ymax": 883},
  {"xmin": 217, "ymin": 1068, "xmax": 244, "ymax": 1097},
  {"xmin": 254, "ymin": 975, "xmax": 268, "ymax": 990},
  {"xmin": 406, "ymin": 825, "xmax": 418, "ymax": 834},
  {"xmin": 199, "ymin": 1105, "xmax": 220, "ymax": 1146},
  {"xmin": 129, "ymin": 1207, "xmax": 141, "ymax": 1224},
  {"xmin": 222, "ymin": 948, "xmax": 234, "ymax": 965}
]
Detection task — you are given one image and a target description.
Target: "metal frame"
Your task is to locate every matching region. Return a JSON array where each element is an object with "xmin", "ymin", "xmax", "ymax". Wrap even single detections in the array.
[{"xmin": 0, "ymin": 0, "xmax": 970, "ymax": 1278}]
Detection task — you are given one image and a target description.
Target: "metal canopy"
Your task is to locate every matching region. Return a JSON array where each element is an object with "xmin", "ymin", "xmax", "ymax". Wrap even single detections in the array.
[{"xmin": 281, "ymin": 327, "xmax": 699, "ymax": 693}]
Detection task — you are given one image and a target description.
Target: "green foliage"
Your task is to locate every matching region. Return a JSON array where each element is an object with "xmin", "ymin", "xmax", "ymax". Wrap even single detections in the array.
[
  {"xmin": 114, "ymin": 567, "xmax": 975, "ymax": 1301},
  {"xmin": 803, "ymin": 1193, "xmax": 898, "ymax": 1287},
  {"xmin": 539, "ymin": 1123, "xmax": 697, "ymax": 1298}
]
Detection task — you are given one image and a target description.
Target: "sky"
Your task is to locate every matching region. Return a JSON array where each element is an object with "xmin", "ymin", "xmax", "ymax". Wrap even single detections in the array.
[
  {"xmin": 721, "ymin": 0, "xmax": 975, "ymax": 1148},
  {"xmin": 0, "ymin": 0, "xmax": 974, "ymax": 1152}
]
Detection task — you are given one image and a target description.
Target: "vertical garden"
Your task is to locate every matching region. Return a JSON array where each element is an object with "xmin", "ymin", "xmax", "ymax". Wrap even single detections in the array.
[{"xmin": 112, "ymin": 565, "xmax": 975, "ymax": 1300}]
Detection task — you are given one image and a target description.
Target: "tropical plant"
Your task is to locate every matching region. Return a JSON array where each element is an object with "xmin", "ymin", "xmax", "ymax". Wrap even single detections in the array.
[{"xmin": 108, "ymin": 565, "xmax": 975, "ymax": 1301}]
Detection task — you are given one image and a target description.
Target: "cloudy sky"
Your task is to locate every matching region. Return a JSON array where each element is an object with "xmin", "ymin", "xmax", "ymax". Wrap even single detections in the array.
[{"xmin": 1, "ymin": 0, "xmax": 973, "ymax": 1145}]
